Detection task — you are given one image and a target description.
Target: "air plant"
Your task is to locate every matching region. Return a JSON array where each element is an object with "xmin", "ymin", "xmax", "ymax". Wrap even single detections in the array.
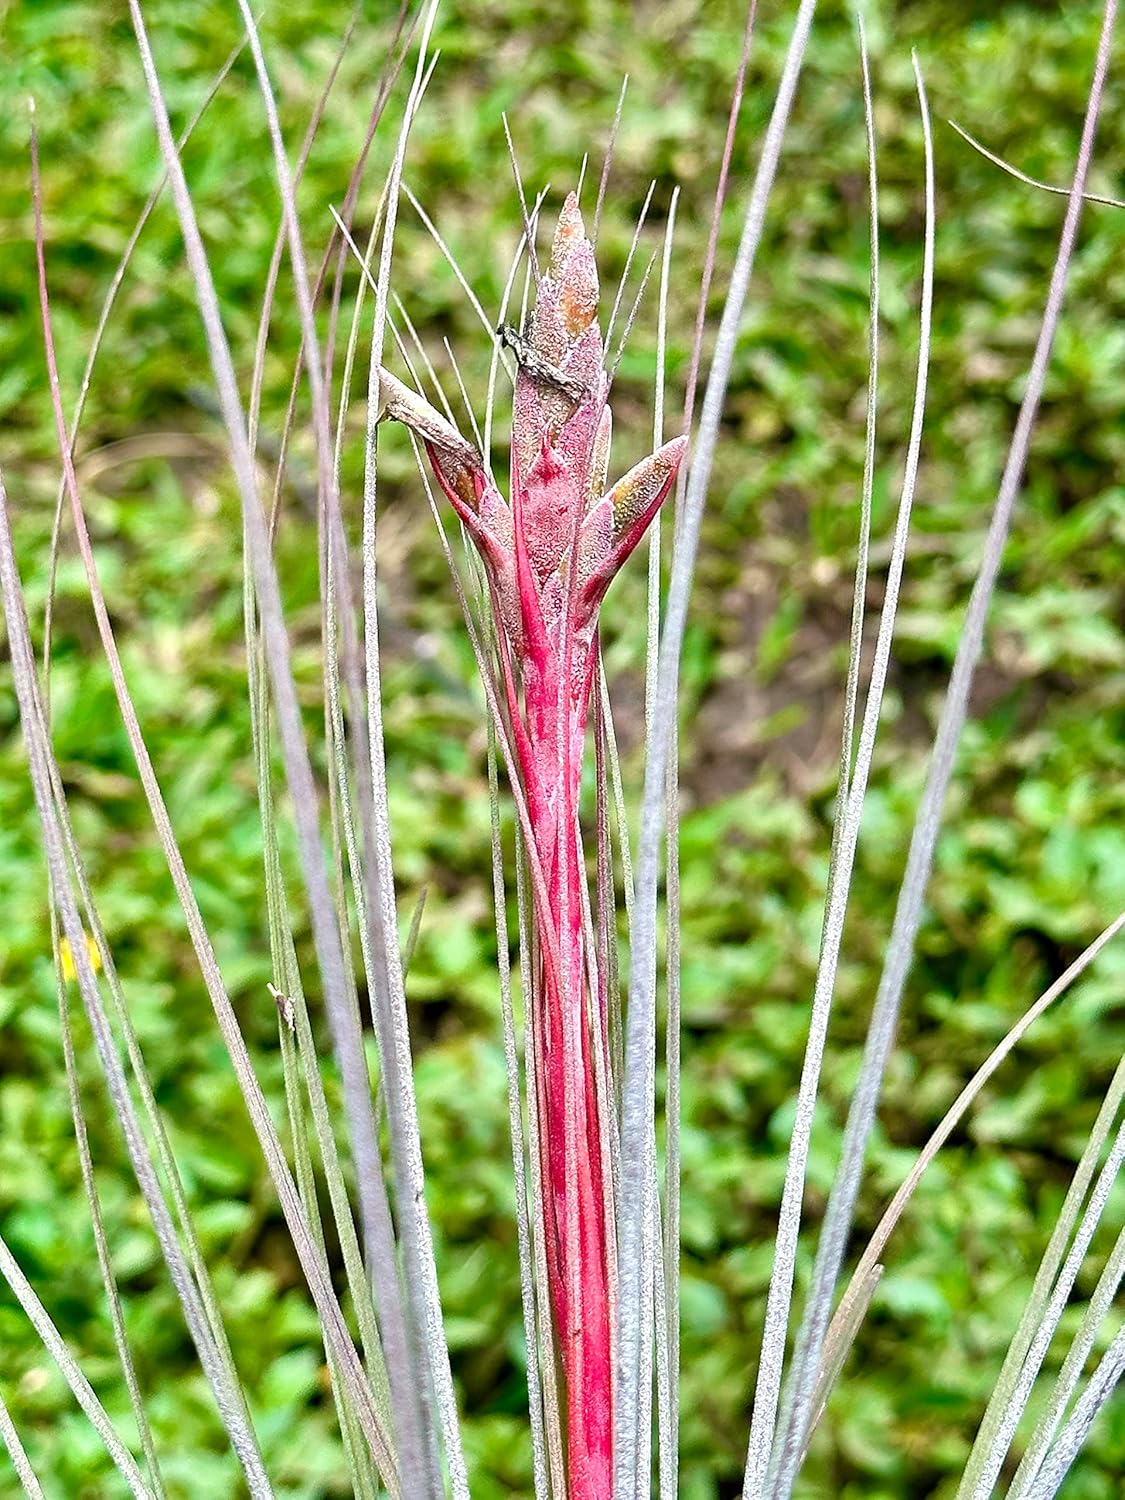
[
  {"xmin": 2, "ymin": 3, "xmax": 1123, "ymax": 1500},
  {"xmin": 376, "ymin": 193, "xmax": 686, "ymax": 1497}
]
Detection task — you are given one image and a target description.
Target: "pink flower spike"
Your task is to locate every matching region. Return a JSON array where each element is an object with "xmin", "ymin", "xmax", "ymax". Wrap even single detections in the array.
[{"xmin": 374, "ymin": 191, "xmax": 684, "ymax": 1500}]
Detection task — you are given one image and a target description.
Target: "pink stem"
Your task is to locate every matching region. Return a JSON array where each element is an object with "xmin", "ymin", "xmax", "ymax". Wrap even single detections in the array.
[{"xmin": 524, "ymin": 635, "xmax": 611, "ymax": 1500}]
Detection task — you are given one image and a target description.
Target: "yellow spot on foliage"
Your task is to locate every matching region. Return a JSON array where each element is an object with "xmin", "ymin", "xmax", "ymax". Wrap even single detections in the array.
[{"xmin": 59, "ymin": 932, "xmax": 101, "ymax": 984}]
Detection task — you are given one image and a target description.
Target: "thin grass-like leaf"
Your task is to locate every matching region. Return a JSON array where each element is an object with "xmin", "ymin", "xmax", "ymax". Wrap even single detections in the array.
[
  {"xmin": 607, "ymin": 248, "xmax": 659, "ymax": 384},
  {"xmin": 773, "ymin": 10, "xmax": 1118, "ymax": 1487},
  {"xmin": 441, "ymin": 333, "xmax": 484, "ymax": 446},
  {"xmin": 252, "ymin": 535, "xmax": 396, "ymax": 1486},
  {"xmin": 42, "ymin": 30, "xmax": 246, "ymax": 682},
  {"xmin": 288, "ymin": 1003, "xmax": 398, "ymax": 1494},
  {"xmin": 253, "ymin": 9, "xmax": 420, "ymax": 534},
  {"xmin": 798, "ymin": 1264, "xmax": 884, "ymax": 1466},
  {"xmin": 484, "ymin": 189, "xmax": 547, "ymax": 458},
  {"xmin": 403, "ymin": 182, "xmax": 516, "ymax": 375},
  {"xmin": 120, "ymin": 5, "xmax": 412, "ymax": 1473},
  {"xmin": 677, "ymin": 0, "xmax": 757, "ymax": 535},
  {"xmin": 752, "ymin": 46, "xmax": 934, "ymax": 1500},
  {"xmin": 1021, "ymin": 1321, "xmax": 1125, "ymax": 1500},
  {"xmin": 51, "ymin": 923, "xmax": 166, "ymax": 1499},
  {"xmin": 618, "ymin": 182, "xmax": 677, "ymax": 1500},
  {"xmin": 486, "ymin": 733, "xmax": 551, "ymax": 1499},
  {"xmin": 967, "ymin": 1117, "xmax": 1125, "ymax": 1499},
  {"xmin": 818, "ymin": 911, "xmax": 1125, "ymax": 1429},
  {"xmin": 0, "ymin": 1228, "xmax": 151, "ymax": 1500},
  {"xmin": 948, "ymin": 120, "xmax": 1125, "ymax": 210},
  {"xmin": 26, "ymin": 128, "xmax": 276, "ymax": 1495},
  {"xmin": 353, "ymin": 15, "xmax": 477, "ymax": 1495},
  {"xmin": 402, "ymin": 887, "xmax": 429, "ymax": 975},
  {"xmin": 233, "ymin": 4, "xmax": 455, "ymax": 1492},
  {"xmin": 0, "ymin": 1390, "xmax": 44, "ymax": 1500},
  {"xmin": 593, "ymin": 76, "xmax": 628, "ymax": 244},
  {"xmin": 839, "ymin": 16, "xmax": 879, "ymax": 800},
  {"xmin": 236, "ymin": 32, "xmax": 391, "ymax": 1498},
  {"xmin": 604, "ymin": 179, "xmax": 655, "ymax": 352},
  {"xmin": 4, "ymin": 471, "xmax": 254, "ymax": 1496},
  {"xmin": 247, "ymin": 9, "xmax": 357, "ymax": 449},
  {"xmin": 323, "ymin": 192, "xmax": 393, "ymax": 1042},
  {"xmin": 323, "ymin": 226, "xmax": 393, "ymax": 1261},
  {"xmin": 273, "ymin": 993, "xmax": 382, "ymax": 1500},
  {"xmin": 391, "ymin": 302, "xmax": 457, "ymax": 423},
  {"xmin": 501, "ymin": 113, "xmax": 542, "ymax": 294},
  {"xmin": 650, "ymin": 184, "xmax": 680, "ymax": 1500},
  {"xmin": 956, "ymin": 1047, "xmax": 1123, "ymax": 1495},
  {"xmin": 43, "ymin": 686, "xmax": 267, "ymax": 1474},
  {"xmin": 1010, "ymin": 1223, "xmax": 1125, "ymax": 1498},
  {"xmin": 575, "ymin": 151, "xmax": 589, "ymax": 201},
  {"xmin": 615, "ymin": 5, "xmax": 819, "ymax": 1492},
  {"xmin": 319, "ymin": 1, "xmax": 418, "ymax": 387}
]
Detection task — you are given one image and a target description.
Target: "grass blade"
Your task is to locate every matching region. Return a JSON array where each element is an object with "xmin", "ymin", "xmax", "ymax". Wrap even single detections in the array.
[
  {"xmin": 1021, "ymin": 1322, "xmax": 1125, "ymax": 1500},
  {"xmin": 274, "ymin": 995, "xmax": 381, "ymax": 1500},
  {"xmin": 948, "ymin": 120, "xmax": 1125, "ymax": 210},
  {"xmin": 1010, "ymin": 1223, "xmax": 1125, "ymax": 1497},
  {"xmin": 52, "ymin": 921, "xmax": 167, "ymax": 1498},
  {"xmin": 358, "ymin": 7, "xmax": 471, "ymax": 1492},
  {"xmin": 26, "ymin": 128, "xmax": 275, "ymax": 1496},
  {"xmin": 593, "ymin": 75, "xmax": 627, "ymax": 244},
  {"xmin": 760, "ymin": 36, "xmax": 927, "ymax": 1499},
  {"xmin": 770, "ymin": 6, "xmax": 1119, "ymax": 1486},
  {"xmin": 246, "ymin": 9, "xmax": 358, "ymax": 450},
  {"xmin": 838, "ymin": 14, "xmax": 879, "ymax": 802},
  {"xmin": 43, "ymin": 683, "xmax": 271, "ymax": 1487},
  {"xmin": 650, "ymin": 184, "xmax": 680, "ymax": 1500},
  {"xmin": 111, "ymin": 7, "xmax": 414, "ymax": 1472},
  {"xmin": 615, "ymin": 4, "xmax": 819, "ymax": 1491},
  {"xmin": 0, "ymin": 1229, "xmax": 151, "ymax": 1500},
  {"xmin": 403, "ymin": 182, "xmax": 516, "ymax": 376},
  {"xmin": 0, "ymin": 1390, "xmax": 45, "ymax": 1500},
  {"xmin": 252, "ymin": 564, "xmax": 397, "ymax": 1488},
  {"xmin": 966, "ymin": 1116, "xmax": 1125, "ymax": 1499},
  {"xmin": 678, "ymin": 0, "xmax": 756, "ymax": 488},
  {"xmin": 2, "ymin": 465, "xmax": 245, "ymax": 1496},
  {"xmin": 960, "ymin": 1061, "xmax": 1125, "ymax": 1497},
  {"xmin": 798, "ymin": 1264, "xmax": 884, "ymax": 1466},
  {"xmin": 487, "ymin": 733, "xmax": 551, "ymax": 1498},
  {"xmin": 42, "ymin": 30, "xmax": 246, "ymax": 681},
  {"xmin": 817, "ymin": 912, "xmax": 1125, "ymax": 1433},
  {"xmin": 604, "ymin": 179, "xmax": 655, "ymax": 353}
]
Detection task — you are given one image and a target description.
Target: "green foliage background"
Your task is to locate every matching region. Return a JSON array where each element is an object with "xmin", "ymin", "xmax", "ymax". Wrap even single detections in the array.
[{"xmin": 1, "ymin": 1, "xmax": 1123, "ymax": 1496}]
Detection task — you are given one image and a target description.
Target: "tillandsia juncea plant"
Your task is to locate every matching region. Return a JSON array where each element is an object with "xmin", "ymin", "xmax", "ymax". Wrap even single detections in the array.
[
  {"xmin": 377, "ymin": 192, "xmax": 686, "ymax": 1497},
  {"xmin": 3, "ymin": 2, "xmax": 1125, "ymax": 1499}
]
